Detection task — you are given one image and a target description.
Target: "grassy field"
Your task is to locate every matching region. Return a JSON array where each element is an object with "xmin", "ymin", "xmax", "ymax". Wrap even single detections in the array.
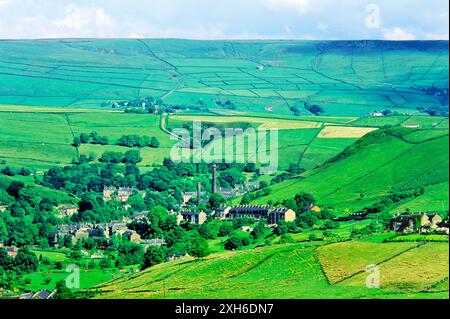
[
  {"xmin": 168, "ymin": 113, "xmax": 371, "ymax": 170},
  {"xmin": 0, "ymin": 40, "xmax": 447, "ymax": 117},
  {"xmin": 23, "ymin": 268, "xmax": 119, "ymax": 292},
  {"xmin": 317, "ymin": 242, "xmax": 420, "ymax": 284},
  {"xmin": 93, "ymin": 240, "xmax": 448, "ymax": 299},
  {"xmin": 341, "ymin": 243, "xmax": 449, "ymax": 292},
  {"xmin": 317, "ymin": 126, "xmax": 377, "ymax": 138},
  {"xmin": 0, "ymin": 110, "xmax": 175, "ymax": 170},
  {"xmin": 31, "ymin": 249, "xmax": 69, "ymax": 263},
  {"xmin": 170, "ymin": 114, "xmax": 323, "ymax": 130},
  {"xmin": 252, "ymin": 127, "xmax": 449, "ymax": 213}
]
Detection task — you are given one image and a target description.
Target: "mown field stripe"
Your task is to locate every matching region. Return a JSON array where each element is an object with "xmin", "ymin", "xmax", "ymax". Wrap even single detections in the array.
[{"xmin": 333, "ymin": 243, "xmax": 425, "ymax": 285}]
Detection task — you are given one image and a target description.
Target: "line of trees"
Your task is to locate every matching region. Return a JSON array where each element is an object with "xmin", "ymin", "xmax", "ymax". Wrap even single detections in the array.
[
  {"xmin": 72, "ymin": 132, "xmax": 108, "ymax": 147},
  {"xmin": 116, "ymin": 135, "xmax": 160, "ymax": 148},
  {"xmin": 72, "ymin": 132, "xmax": 161, "ymax": 149}
]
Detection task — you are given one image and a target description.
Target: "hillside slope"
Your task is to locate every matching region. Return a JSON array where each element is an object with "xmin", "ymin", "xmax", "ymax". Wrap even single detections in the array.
[
  {"xmin": 253, "ymin": 127, "xmax": 449, "ymax": 212},
  {"xmin": 94, "ymin": 241, "xmax": 448, "ymax": 299},
  {"xmin": 0, "ymin": 40, "xmax": 447, "ymax": 116}
]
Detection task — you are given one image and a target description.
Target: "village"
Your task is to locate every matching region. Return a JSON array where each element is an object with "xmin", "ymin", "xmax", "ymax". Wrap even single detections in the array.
[{"xmin": 1, "ymin": 163, "xmax": 448, "ymax": 267}]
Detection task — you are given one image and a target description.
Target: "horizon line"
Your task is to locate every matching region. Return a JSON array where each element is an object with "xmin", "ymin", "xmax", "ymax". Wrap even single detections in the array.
[{"xmin": 0, "ymin": 37, "xmax": 449, "ymax": 42}]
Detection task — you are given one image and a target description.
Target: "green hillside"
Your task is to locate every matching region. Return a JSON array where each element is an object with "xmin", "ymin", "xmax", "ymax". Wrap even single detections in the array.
[
  {"xmin": 94, "ymin": 240, "xmax": 448, "ymax": 299},
  {"xmin": 0, "ymin": 108, "xmax": 174, "ymax": 170},
  {"xmin": 0, "ymin": 40, "xmax": 447, "ymax": 117},
  {"xmin": 252, "ymin": 127, "xmax": 449, "ymax": 213}
]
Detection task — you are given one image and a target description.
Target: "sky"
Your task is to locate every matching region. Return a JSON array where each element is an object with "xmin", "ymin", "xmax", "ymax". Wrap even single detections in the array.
[{"xmin": 0, "ymin": 0, "xmax": 448, "ymax": 40}]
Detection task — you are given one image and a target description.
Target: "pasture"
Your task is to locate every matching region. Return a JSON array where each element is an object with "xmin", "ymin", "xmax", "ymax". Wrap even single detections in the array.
[
  {"xmin": 0, "ymin": 110, "xmax": 175, "ymax": 170},
  {"xmin": 94, "ymin": 240, "xmax": 449, "ymax": 299},
  {"xmin": 341, "ymin": 243, "xmax": 449, "ymax": 292},
  {"xmin": 0, "ymin": 40, "xmax": 447, "ymax": 117},
  {"xmin": 317, "ymin": 242, "xmax": 419, "ymax": 284},
  {"xmin": 317, "ymin": 126, "xmax": 377, "ymax": 138},
  {"xmin": 252, "ymin": 127, "xmax": 449, "ymax": 213}
]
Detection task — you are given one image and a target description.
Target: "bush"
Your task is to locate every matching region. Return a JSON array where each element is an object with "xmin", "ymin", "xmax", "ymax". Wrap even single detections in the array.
[
  {"xmin": 224, "ymin": 232, "xmax": 253, "ymax": 250},
  {"xmin": 18, "ymin": 168, "xmax": 32, "ymax": 176},
  {"xmin": 1, "ymin": 166, "xmax": 16, "ymax": 176},
  {"xmin": 279, "ymin": 234, "xmax": 295, "ymax": 244},
  {"xmin": 218, "ymin": 222, "xmax": 233, "ymax": 237},
  {"xmin": 141, "ymin": 246, "xmax": 168, "ymax": 269}
]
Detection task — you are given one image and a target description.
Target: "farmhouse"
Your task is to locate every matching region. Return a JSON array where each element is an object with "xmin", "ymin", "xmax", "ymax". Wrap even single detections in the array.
[
  {"xmin": 142, "ymin": 239, "xmax": 167, "ymax": 249},
  {"xmin": 91, "ymin": 252, "xmax": 105, "ymax": 259},
  {"xmin": 311, "ymin": 206, "xmax": 322, "ymax": 213},
  {"xmin": 403, "ymin": 124, "xmax": 420, "ymax": 129},
  {"xmin": 371, "ymin": 111, "xmax": 385, "ymax": 117},
  {"xmin": 56, "ymin": 205, "xmax": 79, "ymax": 218},
  {"xmin": 103, "ymin": 186, "xmax": 138, "ymax": 202},
  {"xmin": 132, "ymin": 211, "xmax": 149, "ymax": 220},
  {"xmin": 103, "ymin": 186, "xmax": 116, "ymax": 201},
  {"xmin": 0, "ymin": 245, "xmax": 19, "ymax": 258},
  {"xmin": 122, "ymin": 230, "xmax": 141, "ymax": 244},
  {"xmin": 108, "ymin": 222, "xmax": 129, "ymax": 237},
  {"xmin": 73, "ymin": 227, "xmax": 90, "ymax": 243},
  {"xmin": 118, "ymin": 187, "xmax": 137, "ymax": 202},
  {"xmin": 177, "ymin": 210, "xmax": 208, "ymax": 225}
]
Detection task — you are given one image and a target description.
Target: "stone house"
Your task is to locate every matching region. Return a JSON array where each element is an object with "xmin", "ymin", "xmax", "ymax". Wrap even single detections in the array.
[
  {"xmin": 56, "ymin": 205, "xmax": 79, "ymax": 218},
  {"xmin": 122, "ymin": 230, "xmax": 141, "ymax": 243},
  {"xmin": 73, "ymin": 227, "xmax": 90, "ymax": 244},
  {"xmin": 102, "ymin": 186, "xmax": 116, "ymax": 202},
  {"xmin": 391, "ymin": 213, "xmax": 446, "ymax": 234},
  {"xmin": 117, "ymin": 187, "xmax": 137, "ymax": 202},
  {"xmin": 141, "ymin": 239, "xmax": 167, "ymax": 249},
  {"xmin": 177, "ymin": 210, "xmax": 208, "ymax": 225},
  {"xmin": 2, "ymin": 246, "xmax": 19, "ymax": 258}
]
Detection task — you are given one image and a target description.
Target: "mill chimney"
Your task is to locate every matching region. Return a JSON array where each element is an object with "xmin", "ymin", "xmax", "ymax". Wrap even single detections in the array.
[
  {"xmin": 197, "ymin": 182, "xmax": 202, "ymax": 206},
  {"xmin": 212, "ymin": 164, "xmax": 217, "ymax": 194}
]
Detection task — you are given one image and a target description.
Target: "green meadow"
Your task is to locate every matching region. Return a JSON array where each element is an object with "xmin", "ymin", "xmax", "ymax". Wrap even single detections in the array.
[
  {"xmin": 94, "ymin": 239, "xmax": 448, "ymax": 299},
  {"xmin": 253, "ymin": 127, "xmax": 449, "ymax": 214},
  {"xmin": 0, "ymin": 40, "xmax": 447, "ymax": 116}
]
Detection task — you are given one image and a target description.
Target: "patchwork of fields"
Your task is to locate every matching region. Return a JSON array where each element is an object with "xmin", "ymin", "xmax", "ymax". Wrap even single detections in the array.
[
  {"xmin": 0, "ymin": 40, "xmax": 448, "ymax": 117},
  {"xmin": 95, "ymin": 240, "xmax": 449, "ymax": 299},
  {"xmin": 0, "ymin": 108, "xmax": 174, "ymax": 169},
  {"xmin": 0, "ymin": 39, "xmax": 448, "ymax": 300}
]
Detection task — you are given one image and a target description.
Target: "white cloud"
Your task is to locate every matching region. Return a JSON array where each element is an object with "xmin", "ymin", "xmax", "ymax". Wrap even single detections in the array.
[
  {"xmin": 52, "ymin": 4, "xmax": 114, "ymax": 32},
  {"xmin": 264, "ymin": 0, "xmax": 311, "ymax": 14},
  {"xmin": 383, "ymin": 27, "xmax": 416, "ymax": 40}
]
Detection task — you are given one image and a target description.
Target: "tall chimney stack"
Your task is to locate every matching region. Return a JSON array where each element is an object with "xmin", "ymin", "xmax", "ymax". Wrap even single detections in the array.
[
  {"xmin": 197, "ymin": 182, "xmax": 202, "ymax": 206},
  {"xmin": 212, "ymin": 164, "xmax": 217, "ymax": 194}
]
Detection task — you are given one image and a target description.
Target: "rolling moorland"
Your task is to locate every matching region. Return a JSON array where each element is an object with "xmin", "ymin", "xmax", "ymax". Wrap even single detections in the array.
[{"xmin": 0, "ymin": 39, "xmax": 448, "ymax": 299}]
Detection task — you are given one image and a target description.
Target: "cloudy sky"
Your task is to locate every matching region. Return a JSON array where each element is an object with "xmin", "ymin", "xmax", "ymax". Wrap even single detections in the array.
[{"xmin": 0, "ymin": 0, "xmax": 448, "ymax": 40}]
